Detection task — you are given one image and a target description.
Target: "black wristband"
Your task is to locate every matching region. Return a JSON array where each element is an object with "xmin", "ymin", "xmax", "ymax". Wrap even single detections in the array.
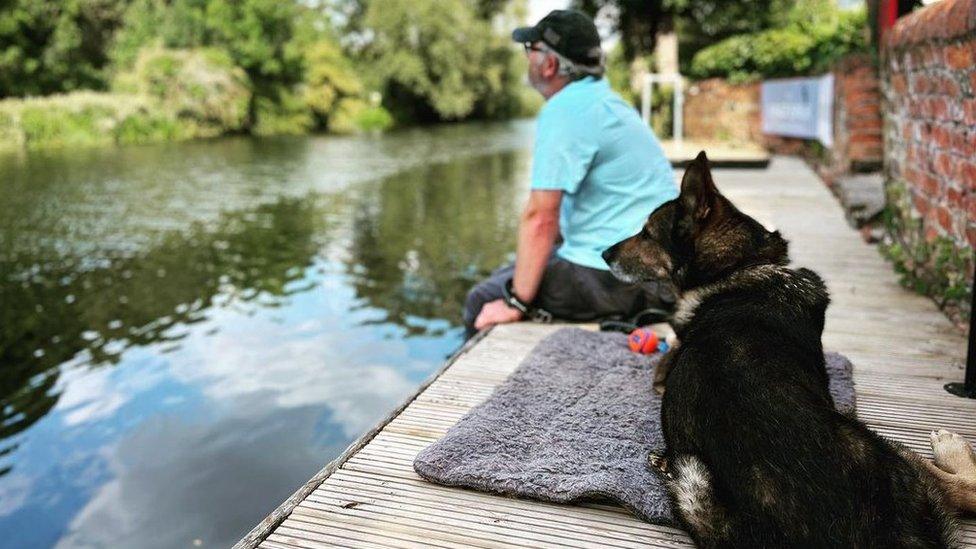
[
  {"xmin": 502, "ymin": 278, "xmax": 553, "ymax": 323},
  {"xmin": 502, "ymin": 278, "xmax": 531, "ymax": 314}
]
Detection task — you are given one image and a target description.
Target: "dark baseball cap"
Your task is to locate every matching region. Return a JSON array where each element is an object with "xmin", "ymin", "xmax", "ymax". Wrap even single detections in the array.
[{"xmin": 512, "ymin": 9, "xmax": 602, "ymax": 67}]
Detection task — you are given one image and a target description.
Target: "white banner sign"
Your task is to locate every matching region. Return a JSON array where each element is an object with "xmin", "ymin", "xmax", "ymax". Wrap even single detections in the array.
[{"xmin": 761, "ymin": 74, "xmax": 834, "ymax": 147}]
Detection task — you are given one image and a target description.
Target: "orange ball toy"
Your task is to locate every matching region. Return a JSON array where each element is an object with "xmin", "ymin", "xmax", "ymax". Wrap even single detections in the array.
[{"xmin": 628, "ymin": 327, "xmax": 659, "ymax": 354}]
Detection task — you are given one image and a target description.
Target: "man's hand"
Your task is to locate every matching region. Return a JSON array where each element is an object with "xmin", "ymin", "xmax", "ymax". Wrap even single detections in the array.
[{"xmin": 473, "ymin": 299, "xmax": 524, "ymax": 331}]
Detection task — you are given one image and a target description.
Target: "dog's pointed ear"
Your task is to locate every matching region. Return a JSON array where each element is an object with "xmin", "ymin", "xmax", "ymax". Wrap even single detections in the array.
[{"xmin": 679, "ymin": 151, "xmax": 717, "ymax": 221}]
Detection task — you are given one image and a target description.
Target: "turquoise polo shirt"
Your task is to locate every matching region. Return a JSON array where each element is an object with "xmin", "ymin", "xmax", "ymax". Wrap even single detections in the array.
[{"xmin": 531, "ymin": 76, "xmax": 677, "ymax": 270}]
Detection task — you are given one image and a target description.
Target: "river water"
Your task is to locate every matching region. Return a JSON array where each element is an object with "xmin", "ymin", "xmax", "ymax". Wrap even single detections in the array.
[{"xmin": 0, "ymin": 120, "xmax": 534, "ymax": 547}]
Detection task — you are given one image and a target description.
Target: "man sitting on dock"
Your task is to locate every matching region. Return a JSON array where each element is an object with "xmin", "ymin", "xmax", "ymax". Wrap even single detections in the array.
[{"xmin": 463, "ymin": 9, "xmax": 677, "ymax": 338}]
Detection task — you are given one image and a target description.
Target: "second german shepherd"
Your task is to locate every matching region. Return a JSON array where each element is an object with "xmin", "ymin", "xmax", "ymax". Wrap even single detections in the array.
[{"xmin": 602, "ymin": 152, "xmax": 956, "ymax": 548}]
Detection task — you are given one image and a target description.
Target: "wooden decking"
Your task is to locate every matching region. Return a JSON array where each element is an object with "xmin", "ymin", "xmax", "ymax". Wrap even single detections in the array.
[{"xmin": 239, "ymin": 157, "xmax": 976, "ymax": 548}]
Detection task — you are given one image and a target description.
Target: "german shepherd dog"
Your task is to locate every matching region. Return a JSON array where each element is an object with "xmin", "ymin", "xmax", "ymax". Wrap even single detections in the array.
[{"xmin": 602, "ymin": 152, "xmax": 958, "ymax": 548}]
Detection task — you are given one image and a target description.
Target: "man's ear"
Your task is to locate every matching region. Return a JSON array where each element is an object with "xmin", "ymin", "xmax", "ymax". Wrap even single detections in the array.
[{"xmin": 679, "ymin": 151, "xmax": 718, "ymax": 222}]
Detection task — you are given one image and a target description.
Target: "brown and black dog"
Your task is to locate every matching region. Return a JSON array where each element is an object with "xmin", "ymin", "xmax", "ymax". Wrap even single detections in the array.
[{"xmin": 603, "ymin": 152, "xmax": 961, "ymax": 548}]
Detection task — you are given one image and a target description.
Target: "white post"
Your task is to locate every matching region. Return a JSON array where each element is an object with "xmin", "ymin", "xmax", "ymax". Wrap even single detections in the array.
[
  {"xmin": 673, "ymin": 76, "xmax": 684, "ymax": 146},
  {"xmin": 642, "ymin": 73, "xmax": 684, "ymax": 144},
  {"xmin": 641, "ymin": 73, "xmax": 652, "ymax": 126}
]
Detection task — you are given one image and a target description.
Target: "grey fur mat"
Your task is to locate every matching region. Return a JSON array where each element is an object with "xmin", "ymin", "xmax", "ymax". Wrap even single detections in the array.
[{"xmin": 413, "ymin": 327, "xmax": 856, "ymax": 524}]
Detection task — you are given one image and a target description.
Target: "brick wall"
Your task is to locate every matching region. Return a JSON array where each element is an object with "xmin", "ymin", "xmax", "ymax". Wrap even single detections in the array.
[
  {"xmin": 882, "ymin": 0, "xmax": 975, "ymax": 322},
  {"xmin": 832, "ymin": 54, "xmax": 884, "ymax": 173},
  {"xmin": 684, "ymin": 78, "xmax": 763, "ymax": 144},
  {"xmin": 683, "ymin": 56, "xmax": 883, "ymax": 173}
]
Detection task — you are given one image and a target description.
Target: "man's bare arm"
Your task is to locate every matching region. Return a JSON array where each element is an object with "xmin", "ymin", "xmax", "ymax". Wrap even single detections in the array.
[
  {"xmin": 512, "ymin": 189, "xmax": 562, "ymax": 303},
  {"xmin": 472, "ymin": 190, "xmax": 561, "ymax": 331}
]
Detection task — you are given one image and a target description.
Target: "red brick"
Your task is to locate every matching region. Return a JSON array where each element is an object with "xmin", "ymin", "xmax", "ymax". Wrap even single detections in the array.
[
  {"xmin": 970, "ymin": 72, "xmax": 976, "ymax": 95},
  {"xmin": 921, "ymin": 172, "xmax": 941, "ymax": 196},
  {"xmin": 905, "ymin": 166, "xmax": 920, "ymax": 184},
  {"xmin": 961, "ymin": 162, "xmax": 976, "ymax": 190},
  {"xmin": 964, "ymin": 99, "xmax": 976, "ymax": 125},
  {"xmin": 849, "ymin": 130, "xmax": 882, "ymax": 143},
  {"xmin": 911, "ymin": 74, "xmax": 932, "ymax": 94},
  {"xmin": 946, "ymin": 41, "xmax": 975, "ymax": 70},
  {"xmin": 937, "ymin": 206, "xmax": 953, "ymax": 232},
  {"xmin": 951, "ymin": 129, "xmax": 973, "ymax": 156},
  {"xmin": 940, "ymin": 76, "xmax": 961, "ymax": 97},
  {"xmin": 920, "ymin": 121, "xmax": 933, "ymax": 141},
  {"xmin": 902, "ymin": 121, "xmax": 913, "ymax": 142},
  {"xmin": 849, "ymin": 142, "xmax": 882, "ymax": 161},
  {"xmin": 848, "ymin": 104, "xmax": 881, "ymax": 120},
  {"xmin": 891, "ymin": 73, "xmax": 908, "ymax": 95},
  {"xmin": 967, "ymin": 226, "xmax": 976, "ymax": 249},
  {"xmin": 933, "ymin": 125, "xmax": 952, "ymax": 148},
  {"xmin": 968, "ymin": 195, "xmax": 976, "ymax": 219},
  {"xmin": 913, "ymin": 192, "xmax": 932, "ymax": 216},
  {"xmin": 948, "ymin": 186, "xmax": 964, "ymax": 208},
  {"xmin": 931, "ymin": 97, "xmax": 949, "ymax": 120},
  {"xmin": 936, "ymin": 152, "xmax": 958, "ymax": 179}
]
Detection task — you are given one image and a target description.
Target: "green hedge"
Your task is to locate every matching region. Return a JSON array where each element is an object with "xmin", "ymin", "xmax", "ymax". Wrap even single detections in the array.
[
  {"xmin": 0, "ymin": 92, "xmax": 184, "ymax": 149},
  {"xmin": 689, "ymin": 9, "xmax": 868, "ymax": 83}
]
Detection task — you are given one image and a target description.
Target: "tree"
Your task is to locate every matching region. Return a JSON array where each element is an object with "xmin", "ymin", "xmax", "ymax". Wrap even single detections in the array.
[
  {"xmin": 112, "ymin": 0, "xmax": 306, "ymax": 94},
  {"xmin": 0, "ymin": 0, "xmax": 129, "ymax": 97},
  {"xmin": 574, "ymin": 0, "xmax": 668, "ymax": 61},
  {"xmin": 574, "ymin": 0, "xmax": 797, "ymax": 66},
  {"xmin": 358, "ymin": 0, "xmax": 524, "ymax": 123}
]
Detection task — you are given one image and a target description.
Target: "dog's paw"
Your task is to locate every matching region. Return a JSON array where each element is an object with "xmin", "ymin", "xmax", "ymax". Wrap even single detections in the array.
[
  {"xmin": 648, "ymin": 453, "xmax": 673, "ymax": 478},
  {"xmin": 930, "ymin": 429, "xmax": 976, "ymax": 478},
  {"xmin": 653, "ymin": 380, "xmax": 666, "ymax": 396}
]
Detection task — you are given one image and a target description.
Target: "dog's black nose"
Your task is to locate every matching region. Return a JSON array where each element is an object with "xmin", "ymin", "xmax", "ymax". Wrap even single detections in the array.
[{"xmin": 601, "ymin": 247, "xmax": 614, "ymax": 263}]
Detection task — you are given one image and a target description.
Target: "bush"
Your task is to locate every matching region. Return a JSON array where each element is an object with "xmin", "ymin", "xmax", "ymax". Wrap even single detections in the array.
[
  {"xmin": 326, "ymin": 98, "xmax": 393, "ymax": 134},
  {"xmin": 115, "ymin": 111, "xmax": 185, "ymax": 144},
  {"xmin": 689, "ymin": 8, "xmax": 868, "ymax": 82},
  {"xmin": 252, "ymin": 90, "xmax": 314, "ymax": 136},
  {"xmin": 353, "ymin": 104, "xmax": 395, "ymax": 133},
  {"xmin": 115, "ymin": 47, "xmax": 252, "ymax": 137},
  {"xmin": 301, "ymin": 39, "xmax": 363, "ymax": 124},
  {"xmin": 1, "ymin": 92, "xmax": 156, "ymax": 148}
]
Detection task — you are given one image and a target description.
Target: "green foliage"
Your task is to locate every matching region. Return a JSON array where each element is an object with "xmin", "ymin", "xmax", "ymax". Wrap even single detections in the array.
[
  {"xmin": 112, "ymin": 0, "xmax": 313, "ymax": 134},
  {"xmin": 0, "ymin": 92, "xmax": 175, "ymax": 149},
  {"xmin": 574, "ymin": 0, "xmax": 668, "ymax": 60},
  {"xmin": 689, "ymin": 7, "xmax": 868, "ymax": 82},
  {"xmin": 354, "ymin": 105, "xmax": 395, "ymax": 133},
  {"xmin": 2, "ymin": 0, "xmax": 528, "ymax": 144},
  {"xmin": 606, "ymin": 45, "xmax": 635, "ymax": 106},
  {"xmin": 115, "ymin": 47, "xmax": 252, "ymax": 136},
  {"xmin": 112, "ymin": 0, "xmax": 305, "ymax": 90},
  {"xmin": 358, "ymin": 0, "xmax": 527, "ymax": 123},
  {"xmin": 880, "ymin": 177, "xmax": 972, "ymax": 322},
  {"xmin": 0, "ymin": 0, "xmax": 129, "ymax": 97},
  {"xmin": 253, "ymin": 90, "xmax": 314, "ymax": 136},
  {"xmin": 301, "ymin": 38, "xmax": 366, "ymax": 128},
  {"xmin": 115, "ymin": 111, "xmax": 184, "ymax": 144},
  {"xmin": 328, "ymin": 98, "xmax": 394, "ymax": 134}
]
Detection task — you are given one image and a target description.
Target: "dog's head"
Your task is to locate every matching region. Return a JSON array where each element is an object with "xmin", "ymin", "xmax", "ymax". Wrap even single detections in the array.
[{"xmin": 602, "ymin": 151, "xmax": 789, "ymax": 291}]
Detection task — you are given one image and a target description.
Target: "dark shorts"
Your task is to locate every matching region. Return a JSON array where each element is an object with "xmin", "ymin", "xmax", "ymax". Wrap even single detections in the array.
[{"xmin": 462, "ymin": 256, "xmax": 675, "ymax": 337}]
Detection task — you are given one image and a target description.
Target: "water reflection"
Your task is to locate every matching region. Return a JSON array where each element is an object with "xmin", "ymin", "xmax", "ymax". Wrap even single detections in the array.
[
  {"xmin": 0, "ymin": 121, "xmax": 532, "ymax": 547},
  {"xmin": 0, "ymin": 198, "xmax": 333, "ymax": 479},
  {"xmin": 347, "ymin": 152, "xmax": 522, "ymax": 333}
]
